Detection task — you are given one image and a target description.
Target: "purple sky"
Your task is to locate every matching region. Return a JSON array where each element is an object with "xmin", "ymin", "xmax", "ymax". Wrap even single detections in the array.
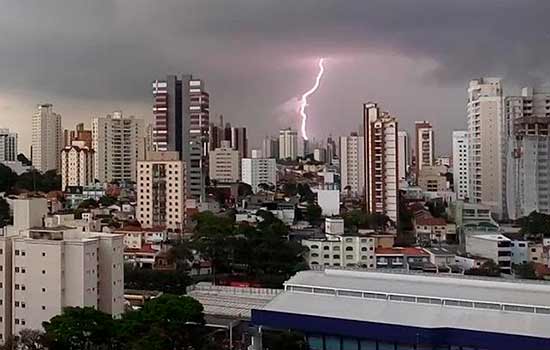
[{"xmin": 1, "ymin": 0, "xmax": 549, "ymax": 155}]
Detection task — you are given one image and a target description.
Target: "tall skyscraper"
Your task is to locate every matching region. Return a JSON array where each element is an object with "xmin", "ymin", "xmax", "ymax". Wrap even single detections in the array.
[
  {"xmin": 31, "ymin": 104, "xmax": 63, "ymax": 172},
  {"xmin": 92, "ymin": 112, "xmax": 144, "ymax": 183},
  {"xmin": 241, "ymin": 157, "xmax": 277, "ymax": 193},
  {"xmin": 279, "ymin": 128, "xmax": 298, "ymax": 160},
  {"xmin": 152, "ymin": 75, "xmax": 210, "ymax": 200},
  {"xmin": 208, "ymin": 115, "xmax": 225, "ymax": 151},
  {"xmin": 326, "ymin": 135, "xmax": 337, "ymax": 165},
  {"xmin": 339, "ymin": 133, "xmax": 365, "ymax": 196},
  {"xmin": 363, "ymin": 103, "xmax": 398, "ymax": 223},
  {"xmin": 0, "ymin": 128, "xmax": 17, "ymax": 162},
  {"xmin": 136, "ymin": 152, "xmax": 186, "ymax": 232},
  {"xmin": 414, "ymin": 121, "xmax": 434, "ymax": 180},
  {"xmin": 60, "ymin": 141, "xmax": 94, "ymax": 190},
  {"xmin": 452, "ymin": 131, "xmax": 469, "ymax": 200},
  {"xmin": 209, "ymin": 140, "xmax": 240, "ymax": 183},
  {"xmin": 506, "ymin": 87, "xmax": 550, "ymax": 219},
  {"xmin": 397, "ymin": 131, "xmax": 410, "ymax": 185},
  {"xmin": 467, "ymin": 78, "xmax": 505, "ymax": 218},
  {"xmin": 231, "ymin": 127, "xmax": 248, "ymax": 159}
]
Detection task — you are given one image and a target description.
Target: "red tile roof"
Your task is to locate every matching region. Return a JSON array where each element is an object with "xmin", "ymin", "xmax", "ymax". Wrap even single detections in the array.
[
  {"xmin": 375, "ymin": 247, "xmax": 428, "ymax": 256},
  {"xmin": 415, "ymin": 216, "xmax": 447, "ymax": 226}
]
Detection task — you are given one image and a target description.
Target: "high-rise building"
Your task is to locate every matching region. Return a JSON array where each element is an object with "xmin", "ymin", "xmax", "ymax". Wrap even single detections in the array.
[
  {"xmin": 506, "ymin": 87, "xmax": 550, "ymax": 219},
  {"xmin": 326, "ymin": 135, "xmax": 337, "ymax": 165},
  {"xmin": 31, "ymin": 104, "xmax": 63, "ymax": 172},
  {"xmin": 313, "ymin": 148, "xmax": 327, "ymax": 163},
  {"xmin": 209, "ymin": 141, "xmax": 240, "ymax": 183},
  {"xmin": 144, "ymin": 123, "xmax": 155, "ymax": 154},
  {"xmin": 452, "ymin": 131, "xmax": 469, "ymax": 200},
  {"xmin": 339, "ymin": 133, "xmax": 365, "ymax": 196},
  {"xmin": 231, "ymin": 127, "xmax": 248, "ymax": 159},
  {"xmin": 60, "ymin": 141, "xmax": 94, "ymax": 190},
  {"xmin": 467, "ymin": 78, "xmax": 505, "ymax": 218},
  {"xmin": 363, "ymin": 103, "xmax": 398, "ymax": 222},
  {"xmin": 397, "ymin": 131, "xmax": 410, "ymax": 185},
  {"xmin": 261, "ymin": 136, "xmax": 279, "ymax": 159},
  {"xmin": 0, "ymin": 198, "xmax": 124, "ymax": 340},
  {"xmin": 92, "ymin": 111, "xmax": 144, "ymax": 183},
  {"xmin": 152, "ymin": 75, "xmax": 210, "ymax": 200},
  {"xmin": 279, "ymin": 128, "xmax": 298, "ymax": 160},
  {"xmin": 64, "ymin": 123, "xmax": 92, "ymax": 148},
  {"xmin": 414, "ymin": 121, "xmax": 434, "ymax": 180},
  {"xmin": 209, "ymin": 115, "xmax": 225, "ymax": 151},
  {"xmin": 0, "ymin": 128, "xmax": 17, "ymax": 162},
  {"xmin": 136, "ymin": 152, "xmax": 186, "ymax": 232},
  {"xmin": 241, "ymin": 158, "xmax": 277, "ymax": 193}
]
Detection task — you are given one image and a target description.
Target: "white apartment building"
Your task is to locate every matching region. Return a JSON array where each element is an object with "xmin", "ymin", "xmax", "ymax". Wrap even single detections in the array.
[
  {"xmin": 414, "ymin": 121, "xmax": 434, "ymax": 179},
  {"xmin": 60, "ymin": 141, "xmax": 94, "ymax": 190},
  {"xmin": 397, "ymin": 131, "xmax": 410, "ymax": 185},
  {"xmin": 92, "ymin": 111, "xmax": 144, "ymax": 183},
  {"xmin": 316, "ymin": 190, "xmax": 340, "ymax": 217},
  {"xmin": 467, "ymin": 78, "xmax": 505, "ymax": 219},
  {"xmin": 136, "ymin": 152, "xmax": 186, "ymax": 232},
  {"xmin": 302, "ymin": 234, "xmax": 376, "ymax": 269},
  {"xmin": 339, "ymin": 133, "xmax": 364, "ymax": 196},
  {"xmin": 0, "ymin": 198, "xmax": 124, "ymax": 342},
  {"xmin": 452, "ymin": 131, "xmax": 469, "ymax": 200},
  {"xmin": 209, "ymin": 141, "xmax": 240, "ymax": 183},
  {"xmin": 0, "ymin": 129, "xmax": 17, "ymax": 162},
  {"xmin": 325, "ymin": 217, "xmax": 344, "ymax": 235},
  {"xmin": 279, "ymin": 128, "xmax": 298, "ymax": 160},
  {"xmin": 506, "ymin": 87, "xmax": 550, "ymax": 219},
  {"xmin": 363, "ymin": 103, "xmax": 399, "ymax": 222},
  {"xmin": 465, "ymin": 234, "xmax": 511, "ymax": 274},
  {"xmin": 241, "ymin": 158, "xmax": 277, "ymax": 193},
  {"xmin": 31, "ymin": 104, "xmax": 63, "ymax": 172}
]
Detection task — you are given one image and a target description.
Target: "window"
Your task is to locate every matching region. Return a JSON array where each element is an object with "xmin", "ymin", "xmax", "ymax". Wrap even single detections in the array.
[
  {"xmin": 323, "ymin": 246, "xmax": 330, "ymax": 250},
  {"xmin": 42, "ymin": 252, "xmax": 46, "ymax": 257},
  {"xmin": 42, "ymin": 270, "xmax": 46, "ymax": 274},
  {"xmin": 345, "ymin": 247, "xmax": 353, "ymax": 251}
]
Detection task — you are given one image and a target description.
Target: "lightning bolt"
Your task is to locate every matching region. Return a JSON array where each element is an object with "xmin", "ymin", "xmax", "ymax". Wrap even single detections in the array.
[{"xmin": 299, "ymin": 58, "xmax": 325, "ymax": 141}]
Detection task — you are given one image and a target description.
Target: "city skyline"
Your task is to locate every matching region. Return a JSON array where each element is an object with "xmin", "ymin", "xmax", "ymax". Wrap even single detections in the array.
[{"xmin": 1, "ymin": 1, "xmax": 549, "ymax": 153}]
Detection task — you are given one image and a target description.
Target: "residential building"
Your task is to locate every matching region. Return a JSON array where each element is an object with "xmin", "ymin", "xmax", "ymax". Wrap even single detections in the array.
[
  {"xmin": 316, "ymin": 190, "xmax": 339, "ymax": 216},
  {"xmin": 64, "ymin": 123, "xmax": 92, "ymax": 148},
  {"xmin": 0, "ymin": 198, "xmax": 124, "ymax": 341},
  {"xmin": 261, "ymin": 136, "xmax": 279, "ymax": 159},
  {"xmin": 452, "ymin": 130, "xmax": 469, "ymax": 199},
  {"xmin": 449, "ymin": 200, "xmax": 500, "ymax": 244},
  {"xmin": 417, "ymin": 165, "xmax": 449, "ymax": 193},
  {"xmin": 313, "ymin": 148, "xmax": 327, "ymax": 163},
  {"xmin": 467, "ymin": 78, "xmax": 505, "ymax": 218},
  {"xmin": 326, "ymin": 135, "xmax": 337, "ymax": 165},
  {"xmin": 31, "ymin": 104, "xmax": 63, "ymax": 172},
  {"xmin": 209, "ymin": 140, "xmax": 240, "ymax": 183},
  {"xmin": 0, "ymin": 128, "xmax": 17, "ymax": 162},
  {"xmin": 413, "ymin": 215, "xmax": 450, "ymax": 244},
  {"xmin": 339, "ymin": 133, "xmax": 364, "ymax": 196},
  {"xmin": 397, "ymin": 130, "xmax": 410, "ymax": 185},
  {"xmin": 60, "ymin": 142, "xmax": 94, "ymax": 190},
  {"xmin": 302, "ymin": 234, "xmax": 376, "ymax": 269},
  {"xmin": 136, "ymin": 152, "xmax": 186, "ymax": 232},
  {"xmin": 505, "ymin": 87, "xmax": 550, "ymax": 219},
  {"xmin": 375, "ymin": 247, "xmax": 430, "ymax": 270},
  {"xmin": 250, "ymin": 269, "xmax": 550, "ymax": 350},
  {"xmin": 152, "ymin": 75, "xmax": 210, "ymax": 200},
  {"xmin": 414, "ymin": 121, "xmax": 434, "ymax": 179},
  {"xmin": 241, "ymin": 158, "xmax": 276, "ymax": 193},
  {"xmin": 92, "ymin": 111, "xmax": 144, "ymax": 183},
  {"xmin": 278, "ymin": 128, "xmax": 298, "ymax": 160},
  {"xmin": 363, "ymin": 102, "xmax": 398, "ymax": 222},
  {"xmin": 423, "ymin": 246, "xmax": 457, "ymax": 268},
  {"xmin": 465, "ymin": 234, "xmax": 512, "ymax": 273}
]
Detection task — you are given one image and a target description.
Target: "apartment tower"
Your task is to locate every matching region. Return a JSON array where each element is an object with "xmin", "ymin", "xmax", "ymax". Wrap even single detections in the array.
[
  {"xmin": 31, "ymin": 104, "xmax": 63, "ymax": 172},
  {"xmin": 339, "ymin": 133, "xmax": 365, "ymax": 196},
  {"xmin": 414, "ymin": 121, "xmax": 434, "ymax": 181},
  {"xmin": 452, "ymin": 131, "xmax": 469, "ymax": 200},
  {"xmin": 363, "ymin": 103, "xmax": 399, "ymax": 223}
]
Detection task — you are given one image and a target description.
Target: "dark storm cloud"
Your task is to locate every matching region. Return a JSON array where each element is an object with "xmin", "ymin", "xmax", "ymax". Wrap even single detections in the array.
[{"xmin": 1, "ymin": 0, "xmax": 549, "ymax": 151}]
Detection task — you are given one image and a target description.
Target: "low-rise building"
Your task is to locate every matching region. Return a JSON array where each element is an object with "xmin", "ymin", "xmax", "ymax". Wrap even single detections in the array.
[
  {"xmin": 375, "ymin": 247, "xmax": 430, "ymax": 270},
  {"xmin": 413, "ymin": 215, "xmax": 449, "ymax": 244},
  {"xmin": 302, "ymin": 234, "xmax": 376, "ymax": 269},
  {"xmin": 465, "ymin": 234, "xmax": 512, "ymax": 273},
  {"xmin": 423, "ymin": 246, "xmax": 457, "ymax": 268},
  {"xmin": 325, "ymin": 217, "xmax": 344, "ymax": 235},
  {"xmin": 417, "ymin": 165, "xmax": 449, "ymax": 192}
]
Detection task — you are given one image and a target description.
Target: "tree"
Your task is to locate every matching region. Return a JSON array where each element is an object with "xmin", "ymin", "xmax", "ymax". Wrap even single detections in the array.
[
  {"xmin": 0, "ymin": 197, "xmax": 11, "ymax": 228},
  {"xmin": 78, "ymin": 198, "xmax": 99, "ymax": 210},
  {"xmin": 514, "ymin": 262, "xmax": 538, "ymax": 280},
  {"xmin": 264, "ymin": 331, "xmax": 308, "ymax": 350},
  {"xmin": 465, "ymin": 260, "xmax": 501, "ymax": 277},
  {"xmin": 518, "ymin": 211, "xmax": 550, "ymax": 237},
  {"xmin": 0, "ymin": 164, "xmax": 17, "ymax": 192},
  {"xmin": 304, "ymin": 204, "xmax": 323, "ymax": 224},
  {"xmin": 118, "ymin": 295, "xmax": 205, "ymax": 350},
  {"xmin": 16, "ymin": 329, "xmax": 47, "ymax": 350},
  {"xmin": 99, "ymin": 195, "xmax": 118, "ymax": 207},
  {"xmin": 237, "ymin": 182, "xmax": 253, "ymax": 197},
  {"xmin": 124, "ymin": 264, "xmax": 191, "ymax": 294},
  {"xmin": 42, "ymin": 307, "xmax": 117, "ymax": 349}
]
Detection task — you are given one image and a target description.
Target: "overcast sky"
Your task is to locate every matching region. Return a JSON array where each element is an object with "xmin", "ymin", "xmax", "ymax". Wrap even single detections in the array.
[{"xmin": 1, "ymin": 0, "xmax": 549, "ymax": 155}]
